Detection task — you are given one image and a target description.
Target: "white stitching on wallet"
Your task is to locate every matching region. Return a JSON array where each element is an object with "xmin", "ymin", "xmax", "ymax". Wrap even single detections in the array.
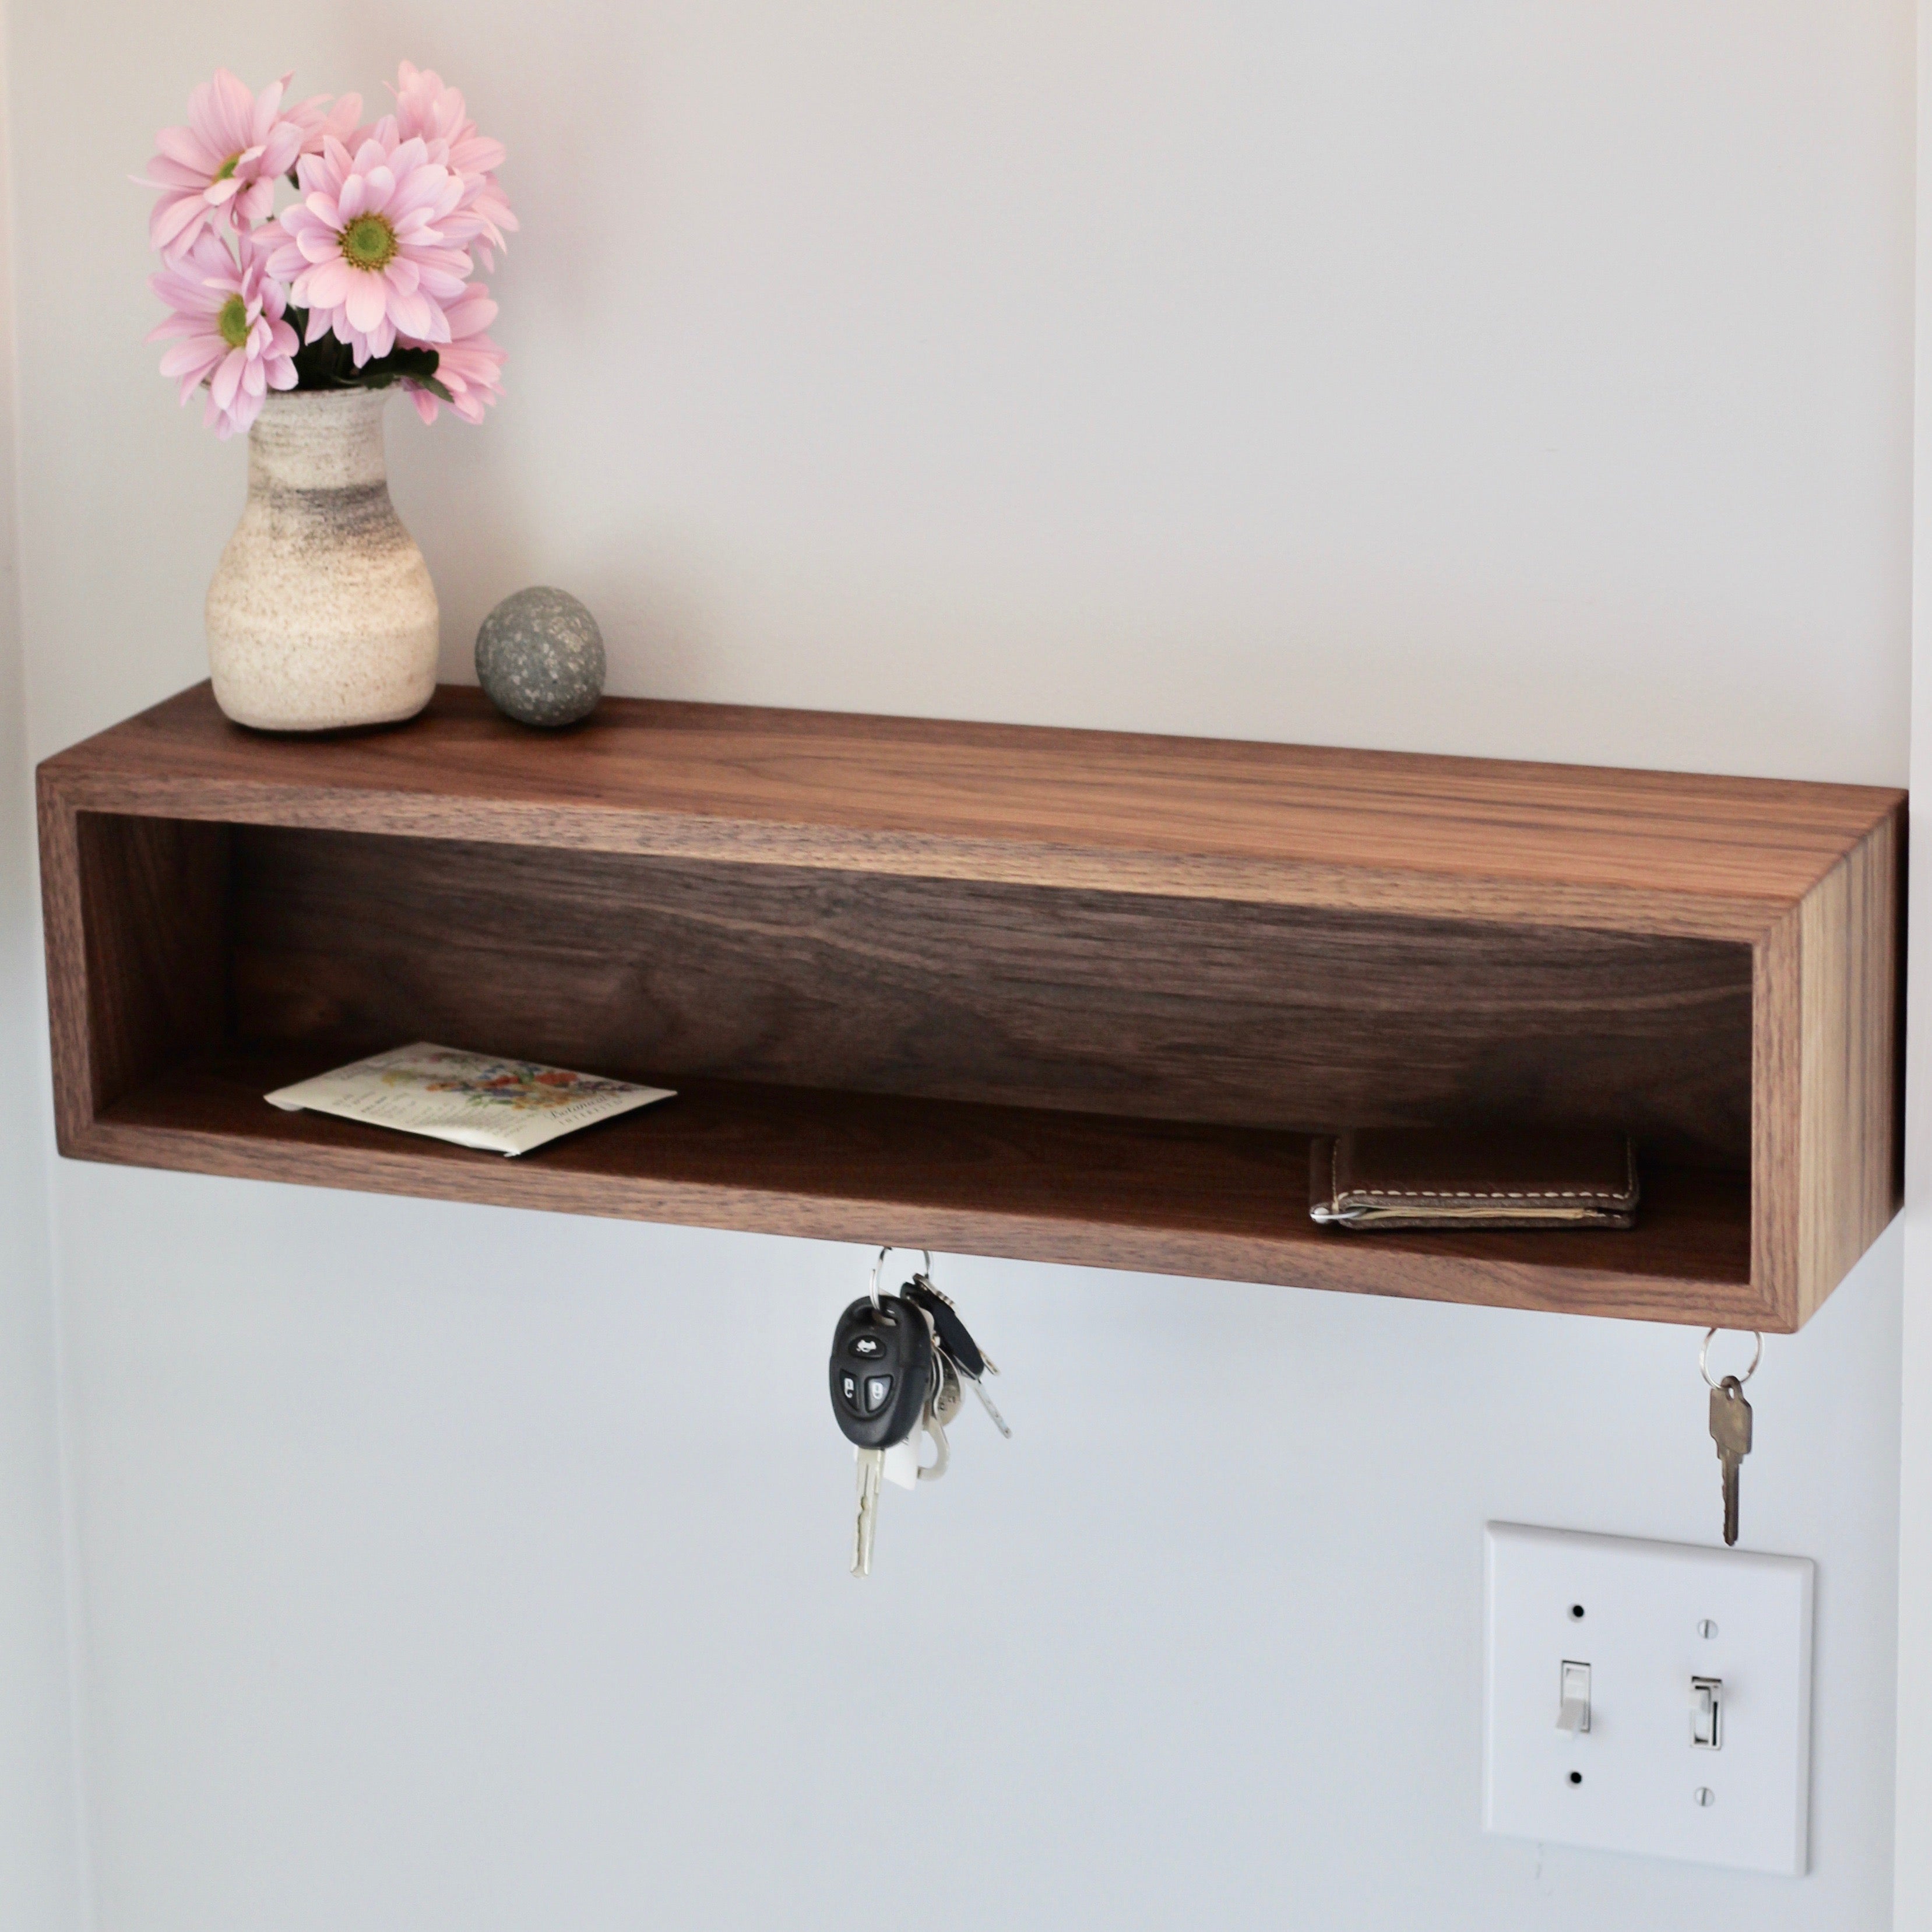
[{"xmin": 1336, "ymin": 1139, "xmax": 1636, "ymax": 1205}]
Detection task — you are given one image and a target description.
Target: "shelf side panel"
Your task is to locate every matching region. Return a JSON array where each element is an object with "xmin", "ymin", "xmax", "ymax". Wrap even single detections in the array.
[
  {"xmin": 72, "ymin": 812, "xmax": 228, "ymax": 1123},
  {"xmin": 1751, "ymin": 913, "xmax": 1802, "ymax": 1329},
  {"xmin": 37, "ymin": 790, "xmax": 90, "ymax": 1146},
  {"xmin": 1795, "ymin": 806, "xmax": 1905, "ymax": 1321}
]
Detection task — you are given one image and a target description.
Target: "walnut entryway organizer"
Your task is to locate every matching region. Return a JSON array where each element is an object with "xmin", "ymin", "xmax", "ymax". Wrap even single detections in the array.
[{"xmin": 38, "ymin": 683, "xmax": 1903, "ymax": 1332}]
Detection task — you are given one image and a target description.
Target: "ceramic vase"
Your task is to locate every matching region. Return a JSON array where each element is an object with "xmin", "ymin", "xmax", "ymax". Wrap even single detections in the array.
[{"xmin": 205, "ymin": 388, "xmax": 439, "ymax": 731}]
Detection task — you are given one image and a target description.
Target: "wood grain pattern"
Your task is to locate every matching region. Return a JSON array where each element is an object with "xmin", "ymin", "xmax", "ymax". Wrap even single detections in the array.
[
  {"xmin": 1793, "ymin": 811, "xmax": 1903, "ymax": 1323},
  {"xmin": 37, "ymin": 792, "xmax": 90, "ymax": 1149},
  {"xmin": 226, "ymin": 826, "xmax": 1755, "ymax": 1163},
  {"xmin": 78, "ymin": 1050, "xmax": 1762, "ymax": 1325},
  {"xmin": 39, "ymin": 805, "xmax": 227, "ymax": 1143},
  {"xmin": 40, "ymin": 682, "xmax": 1902, "ymax": 938},
  {"xmin": 1751, "ymin": 910, "xmax": 1803, "ymax": 1330},
  {"xmin": 32, "ymin": 682, "xmax": 1906, "ymax": 1329}
]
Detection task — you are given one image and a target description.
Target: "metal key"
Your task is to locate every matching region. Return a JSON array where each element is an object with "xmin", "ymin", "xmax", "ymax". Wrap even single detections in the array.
[
  {"xmin": 853, "ymin": 1449, "xmax": 884, "ymax": 1575},
  {"xmin": 1709, "ymin": 1374, "xmax": 1753, "ymax": 1547},
  {"xmin": 829, "ymin": 1293, "xmax": 934, "ymax": 1576},
  {"xmin": 905, "ymin": 1273, "xmax": 1012, "ymax": 1438}
]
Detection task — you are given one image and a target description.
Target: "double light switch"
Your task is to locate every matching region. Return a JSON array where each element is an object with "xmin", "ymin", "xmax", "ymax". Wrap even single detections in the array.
[{"xmin": 1485, "ymin": 1524, "xmax": 1813, "ymax": 1874}]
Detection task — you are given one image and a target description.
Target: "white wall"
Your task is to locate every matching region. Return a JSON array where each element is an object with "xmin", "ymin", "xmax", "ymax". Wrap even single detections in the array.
[
  {"xmin": 7, "ymin": 5, "xmax": 1913, "ymax": 1929},
  {"xmin": 1896, "ymin": 2, "xmax": 1932, "ymax": 1924},
  {"xmin": 0, "ymin": 9, "xmax": 90, "ymax": 1930}
]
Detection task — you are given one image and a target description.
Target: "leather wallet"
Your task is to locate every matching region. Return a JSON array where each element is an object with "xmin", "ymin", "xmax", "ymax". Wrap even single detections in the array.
[{"xmin": 1308, "ymin": 1128, "xmax": 1639, "ymax": 1231}]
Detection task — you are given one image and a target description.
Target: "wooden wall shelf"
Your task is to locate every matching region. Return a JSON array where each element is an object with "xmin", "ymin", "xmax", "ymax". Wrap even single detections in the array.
[{"xmin": 38, "ymin": 682, "xmax": 1904, "ymax": 1331}]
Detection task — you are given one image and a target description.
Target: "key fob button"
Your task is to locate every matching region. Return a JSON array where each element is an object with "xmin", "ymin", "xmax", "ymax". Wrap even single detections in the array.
[{"xmin": 828, "ymin": 1295, "xmax": 930, "ymax": 1449}]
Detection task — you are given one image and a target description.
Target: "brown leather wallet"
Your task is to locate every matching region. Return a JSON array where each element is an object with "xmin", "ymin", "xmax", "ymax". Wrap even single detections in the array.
[{"xmin": 1308, "ymin": 1128, "xmax": 1639, "ymax": 1231}]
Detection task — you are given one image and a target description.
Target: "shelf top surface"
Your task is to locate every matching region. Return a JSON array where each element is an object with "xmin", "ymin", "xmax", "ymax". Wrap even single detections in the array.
[{"xmin": 41, "ymin": 682, "xmax": 1902, "ymax": 931}]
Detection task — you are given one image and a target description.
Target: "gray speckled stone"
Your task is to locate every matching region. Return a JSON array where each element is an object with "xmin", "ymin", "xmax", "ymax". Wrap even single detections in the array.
[{"xmin": 475, "ymin": 586, "xmax": 606, "ymax": 727}]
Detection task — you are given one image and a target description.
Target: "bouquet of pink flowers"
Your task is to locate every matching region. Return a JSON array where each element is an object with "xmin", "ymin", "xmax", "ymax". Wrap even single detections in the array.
[{"xmin": 139, "ymin": 64, "xmax": 513, "ymax": 439}]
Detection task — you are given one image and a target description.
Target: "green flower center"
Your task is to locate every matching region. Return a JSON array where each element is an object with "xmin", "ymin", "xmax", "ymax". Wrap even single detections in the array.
[
  {"xmin": 340, "ymin": 213, "xmax": 398, "ymax": 272},
  {"xmin": 214, "ymin": 154, "xmax": 240, "ymax": 182},
  {"xmin": 217, "ymin": 294, "xmax": 250, "ymax": 350}
]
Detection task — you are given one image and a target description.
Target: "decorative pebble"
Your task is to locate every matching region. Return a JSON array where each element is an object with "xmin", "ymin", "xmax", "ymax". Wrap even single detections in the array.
[{"xmin": 474, "ymin": 586, "xmax": 606, "ymax": 727}]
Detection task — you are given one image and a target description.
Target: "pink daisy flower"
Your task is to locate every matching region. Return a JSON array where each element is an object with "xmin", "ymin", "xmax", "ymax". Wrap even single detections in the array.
[
  {"xmin": 146, "ymin": 231, "xmax": 298, "ymax": 439},
  {"xmin": 264, "ymin": 131, "xmax": 472, "ymax": 365},
  {"xmin": 284, "ymin": 90, "xmax": 364, "ymax": 159},
  {"xmin": 383, "ymin": 62, "xmax": 517, "ymax": 268},
  {"xmin": 138, "ymin": 69, "xmax": 305, "ymax": 262},
  {"xmin": 402, "ymin": 283, "xmax": 506, "ymax": 425}
]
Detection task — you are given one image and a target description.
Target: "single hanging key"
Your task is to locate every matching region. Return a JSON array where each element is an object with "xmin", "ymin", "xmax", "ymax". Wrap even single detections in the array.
[
  {"xmin": 1700, "ymin": 1326, "xmax": 1760, "ymax": 1549},
  {"xmin": 829, "ymin": 1290, "xmax": 934, "ymax": 1576},
  {"xmin": 1709, "ymin": 1375, "xmax": 1752, "ymax": 1547}
]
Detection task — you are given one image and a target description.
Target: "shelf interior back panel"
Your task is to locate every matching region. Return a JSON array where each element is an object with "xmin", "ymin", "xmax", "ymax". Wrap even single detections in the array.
[{"xmin": 226, "ymin": 823, "xmax": 1754, "ymax": 1166}]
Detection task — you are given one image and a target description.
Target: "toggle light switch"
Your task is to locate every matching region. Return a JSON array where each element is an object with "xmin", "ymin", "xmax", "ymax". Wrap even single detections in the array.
[
  {"xmin": 1484, "ymin": 1524, "xmax": 1814, "ymax": 1873},
  {"xmin": 1691, "ymin": 1677, "xmax": 1722, "ymax": 1750},
  {"xmin": 1556, "ymin": 1660, "xmax": 1592, "ymax": 1735}
]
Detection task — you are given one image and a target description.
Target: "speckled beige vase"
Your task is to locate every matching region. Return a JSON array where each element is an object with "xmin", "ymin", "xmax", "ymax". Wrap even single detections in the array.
[{"xmin": 206, "ymin": 389, "xmax": 439, "ymax": 731}]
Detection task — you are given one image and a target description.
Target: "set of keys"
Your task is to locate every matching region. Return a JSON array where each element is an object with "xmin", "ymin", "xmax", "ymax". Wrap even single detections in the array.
[
  {"xmin": 1702, "ymin": 1327, "xmax": 1758, "ymax": 1547},
  {"xmin": 830, "ymin": 1283, "xmax": 1758, "ymax": 1568},
  {"xmin": 828, "ymin": 1248, "xmax": 1009, "ymax": 1576}
]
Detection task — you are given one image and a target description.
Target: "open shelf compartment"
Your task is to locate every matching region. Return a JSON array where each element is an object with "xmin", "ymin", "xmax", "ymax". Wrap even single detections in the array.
[{"xmin": 38, "ymin": 682, "xmax": 1904, "ymax": 1330}]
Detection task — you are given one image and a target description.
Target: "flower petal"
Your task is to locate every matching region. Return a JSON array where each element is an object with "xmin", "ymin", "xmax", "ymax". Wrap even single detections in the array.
[
  {"xmin": 154, "ymin": 124, "xmax": 220, "ymax": 174},
  {"xmin": 158, "ymin": 337, "xmax": 221, "ymax": 379},
  {"xmin": 344, "ymin": 270, "xmax": 388, "ymax": 335},
  {"xmin": 385, "ymin": 285, "xmax": 443, "ymax": 339},
  {"xmin": 209, "ymin": 348, "xmax": 244, "ymax": 410},
  {"xmin": 207, "ymin": 69, "xmax": 259, "ymax": 150},
  {"xmin": 150, "ymin": 194, "xmax": 209, "ymax": 255},
  {"xmin": 302, "ymin": 258, "xmax": 353, "ymax": 307}
]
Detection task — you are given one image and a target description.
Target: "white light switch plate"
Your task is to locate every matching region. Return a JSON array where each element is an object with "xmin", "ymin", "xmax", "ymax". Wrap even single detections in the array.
[{"xmin": 1483, "ymin": 1523, "xmax": 1813, "ymax": 1874}]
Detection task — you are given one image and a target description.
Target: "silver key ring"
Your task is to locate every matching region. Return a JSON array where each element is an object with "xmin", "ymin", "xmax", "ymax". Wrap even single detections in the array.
[
  {"xmin": 1699, "ymin": 1327, "xmax": 1762, "ymax": 1389},
  {"xmin": 868, "ymin": 1247, "xmax": 932, "ymax": 1311}
]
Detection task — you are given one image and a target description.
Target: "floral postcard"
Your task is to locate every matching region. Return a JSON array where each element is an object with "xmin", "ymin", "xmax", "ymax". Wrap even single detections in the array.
[{"xmin": 265, "ymin": 1043, "xmax": 675, "ymax": 1156}]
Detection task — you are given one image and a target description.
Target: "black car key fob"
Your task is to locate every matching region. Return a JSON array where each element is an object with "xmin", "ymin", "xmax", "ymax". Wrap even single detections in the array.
[
  {"xmin": 829, "ymin": 1295, "xmax": 932, "ymax": 1449},
  {"xmin": 903, "ymin": 1275, "xmax": 989, "ymax": 1380}
]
